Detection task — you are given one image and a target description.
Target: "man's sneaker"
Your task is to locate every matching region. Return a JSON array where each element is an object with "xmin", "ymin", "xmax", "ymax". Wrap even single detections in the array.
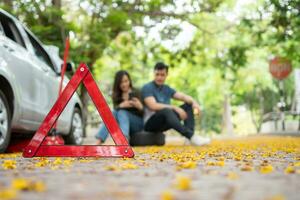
[{"xmin": 190, "ymin": 135, "xmax": 211, "ymax": 146}]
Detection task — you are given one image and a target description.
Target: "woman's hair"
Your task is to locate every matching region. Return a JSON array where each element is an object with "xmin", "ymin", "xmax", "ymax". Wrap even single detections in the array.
[{"xmin": 112, "ymin": 70, "xmax": 133, "ymax": 106}]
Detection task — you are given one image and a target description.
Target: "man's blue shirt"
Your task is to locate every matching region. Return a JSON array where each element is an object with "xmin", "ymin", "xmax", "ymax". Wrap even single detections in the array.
[
  {"xmin": 141, "ymin": 81, "xmax": 176, "ymax": 123},
  {"xmin": 142, "ymin": 81, "xmax": 176, "ymax": 104}
]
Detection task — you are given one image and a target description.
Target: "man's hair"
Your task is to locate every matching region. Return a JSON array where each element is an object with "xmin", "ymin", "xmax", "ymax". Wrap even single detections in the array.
[{"xmin": 154, "ymin": 62, "xmax": 168, "ymax": 72}]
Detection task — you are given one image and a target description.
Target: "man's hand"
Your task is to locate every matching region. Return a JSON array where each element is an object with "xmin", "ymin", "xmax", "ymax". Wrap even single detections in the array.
[
  {"xmin": 173, "ymin": 92, "xmax": 201, "ymax": 115},
  {"xmin": 173, "ymin": 106, "xmax": 187, "ymax": 120},
  {"xmin": 192, "ymin": 101, "xmax": 201, "ymax": 116}
]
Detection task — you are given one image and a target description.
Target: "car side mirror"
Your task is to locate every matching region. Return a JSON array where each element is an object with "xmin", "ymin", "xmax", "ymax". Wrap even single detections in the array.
[
  {"xmin": 61, "ymin": 62, "xmax": 74, "ymax": 74},
  {"xmin": 66, "ymin": 62, "xmax": 74, "ymax": 72}
]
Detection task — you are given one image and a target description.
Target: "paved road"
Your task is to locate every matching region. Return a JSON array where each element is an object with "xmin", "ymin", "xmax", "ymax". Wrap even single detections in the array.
[{"xmin": 0, "ymin": 136, "xmax": 299, "ymax": 200}]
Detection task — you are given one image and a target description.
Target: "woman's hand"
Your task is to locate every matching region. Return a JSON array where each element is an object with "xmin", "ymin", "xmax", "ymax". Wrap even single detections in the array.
[
  {"xmin": 130, "ymin": 97, "xmax": 143, "ymax": 110},
  {"xmin": 119, "ymin": 100, "xmax": 133, "ymax": 108}
]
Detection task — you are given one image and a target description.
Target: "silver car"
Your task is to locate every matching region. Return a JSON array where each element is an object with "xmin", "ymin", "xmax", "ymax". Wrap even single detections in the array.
[{"xmin": 0, "ymin": 9, "xmax": 84, "ymax": 152}]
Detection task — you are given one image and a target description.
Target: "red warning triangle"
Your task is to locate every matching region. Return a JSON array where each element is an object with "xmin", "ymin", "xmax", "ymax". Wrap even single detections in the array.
[{"xmin": 22, "ymin": 63, "xmax": 134, "ymax": 158}]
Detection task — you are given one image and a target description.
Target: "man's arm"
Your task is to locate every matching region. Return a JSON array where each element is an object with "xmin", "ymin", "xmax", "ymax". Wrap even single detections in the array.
[
  {"xmin": 144, "ymin": 96, "xmax": 172, "ymax": 111},
  {"xmin": 144, "ymin": 96, "xmax": 188, "ymax": 120},
  {"xmin": 173, "ymin": 92, "xmax": 194, "ymax": 104},
  {"xmin": 173, "ymin": 92, "xmax": 201, "ymax": 113}
]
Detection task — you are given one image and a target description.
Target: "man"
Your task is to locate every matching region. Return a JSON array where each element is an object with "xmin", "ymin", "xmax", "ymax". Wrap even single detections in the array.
[{"xmin": 141, "ymin": 62, "xmax": 211, "ymax": 146}]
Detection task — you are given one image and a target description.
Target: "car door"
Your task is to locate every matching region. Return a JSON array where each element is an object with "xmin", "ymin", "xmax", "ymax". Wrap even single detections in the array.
[
  {"xmin": 0, "ymin": 13, "xmax": 40, "ymax": 125},
  {"xmin": 23, "ymin": 30, "xmax": 74, "ymax": 129},
  {"xmin": 23, "ymin": 30, "xmax": 61, "ymax": 123}
]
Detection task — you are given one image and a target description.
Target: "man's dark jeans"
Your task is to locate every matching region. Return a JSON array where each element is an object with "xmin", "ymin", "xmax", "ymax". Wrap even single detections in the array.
[{"xmin": 144, "ymin": 103, "xmax": 194, "ymax": 139}]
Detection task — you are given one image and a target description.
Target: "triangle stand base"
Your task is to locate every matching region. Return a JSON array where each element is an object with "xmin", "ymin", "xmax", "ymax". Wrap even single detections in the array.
[{"xmin": 34, "ymin": 145, "xmax": 133, "ymax": 157}]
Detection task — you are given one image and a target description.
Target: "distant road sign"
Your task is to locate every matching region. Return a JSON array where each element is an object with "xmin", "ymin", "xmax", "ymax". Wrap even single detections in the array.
[{"xmin": 269, "ymin": 57, "xmax": 292, "ymax": 80}]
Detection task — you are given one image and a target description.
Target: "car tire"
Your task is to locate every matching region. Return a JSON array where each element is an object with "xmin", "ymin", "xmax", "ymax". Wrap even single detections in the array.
[
  {"xmin": 0, "ymin": 90, "xmax": 11, "ymax": 153},
  {"xmin": 64, "ymin": 107, "xmax": 84, "ymax": 145}
]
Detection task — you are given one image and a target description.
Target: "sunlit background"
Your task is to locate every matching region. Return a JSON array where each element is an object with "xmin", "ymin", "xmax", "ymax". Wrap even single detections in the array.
[{"xmin": 1, "ymin": 0, "xmax": 299, "ymax": 136}]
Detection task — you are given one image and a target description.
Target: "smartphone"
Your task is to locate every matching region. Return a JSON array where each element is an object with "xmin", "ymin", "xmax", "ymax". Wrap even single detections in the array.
[{"xmin": 129, "ymin": 92, "xmax": 134, "ymax": 100}]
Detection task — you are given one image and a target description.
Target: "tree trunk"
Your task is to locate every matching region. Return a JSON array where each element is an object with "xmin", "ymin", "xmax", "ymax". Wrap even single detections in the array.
[
  {"xmin": 3, "ymin": 0, "xmax": 13, "ymax": 11},
  {"xmin": 222, "ymin": 94, "xmax": 234, "ymax": 135},
  {"xmin": 52, "ymin": 0, "xmax": 61, "ymax": 8},
  {"xmin": 51, "ymin": 0, "xmax": 66, "ymax": 43}
]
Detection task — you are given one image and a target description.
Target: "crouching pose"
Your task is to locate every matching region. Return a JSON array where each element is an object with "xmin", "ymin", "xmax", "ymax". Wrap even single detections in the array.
[{"xmin": 142, "ymin": 62, "xmax": 211, "ymax": 146}]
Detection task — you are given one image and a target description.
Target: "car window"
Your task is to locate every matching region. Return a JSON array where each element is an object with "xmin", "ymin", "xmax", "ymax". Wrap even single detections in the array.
[
  {"xmin": 0, "ymin": 13, "xmax": 25, "ymax": 48},
  {"xmin": 25, "ymin": 30, "xmax": 55, "ymax": 71},
  {"xmin": 0, "ymin": 21, "xmax": 4, "ymax": 35}
]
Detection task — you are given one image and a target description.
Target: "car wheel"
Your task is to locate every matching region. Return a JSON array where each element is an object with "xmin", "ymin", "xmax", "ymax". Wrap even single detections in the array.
[
  {"xmin": 0, "ymin": 90, "xmax": 11, "ymax": 153},
  {"xmin": 64, "ymin": 107, "xmax": 84, "ymax": 145}
]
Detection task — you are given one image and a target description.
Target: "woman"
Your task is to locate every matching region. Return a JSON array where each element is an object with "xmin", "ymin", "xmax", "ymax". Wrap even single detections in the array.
[{"xmin": 95, "ymin": 70, "xmax": 144, "ymax": 144}]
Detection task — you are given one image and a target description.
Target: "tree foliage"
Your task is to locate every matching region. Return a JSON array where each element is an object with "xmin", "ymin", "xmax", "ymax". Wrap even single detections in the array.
[{"xmin": 1, "ymin": 0, "xmax": 298, "ymax": 134}]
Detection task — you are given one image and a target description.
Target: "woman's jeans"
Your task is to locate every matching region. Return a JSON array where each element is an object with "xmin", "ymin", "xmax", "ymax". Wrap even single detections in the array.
[{"xmin": 95, "ymin": 109, "xmax": 143, "ymax": 142}]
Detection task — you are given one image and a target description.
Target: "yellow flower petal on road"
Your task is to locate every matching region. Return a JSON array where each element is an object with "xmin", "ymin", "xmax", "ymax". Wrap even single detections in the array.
[
  {"xmin": 265, "ymin": 194, "xmax": 285, "ymax": 200},
  {"xmin": 217, "ymin": 157, "xmax": 225, "ymax": 161},
  {"xmin": 0, "ymin": 153, "xmax": 20, "ymax": 159},
  {"xmin": 32, "ymin": 181, "xmax": 46, "ymax": 192},
  {"xmin": 2, "ymin": 160, "xmax": 16, "ymax": 170},
  {"xmin": 284, "ymin": 166, "xmax": 295, "ymax": 174},
  {"xmin": 206, "ymin": 161, "xmax": 224, "ymax": 167},
  {"xmin": 11, "ymin": 178, "xmax": 46, "ymax": 192},
  {"xmin": 0, "ymin": 189, "xmax": 17, "ymax": 200},
  {"xmin": 63, "ymin": 159, "xmax": 73, "ymax": 166},
  {"xmin": 161, "ymin": 190, "xmax": 174, "ymax": 200},
  {"xmin": 121, "ymin": 163, "xmax": 139, "ymax": 170},
  {"xmin": 79, "ymin": 159, "xmax": 94, "ymax": 163},
  {"xmin": 234, "ymin": 156, "xmax": 242, "ymax": 161},
  {"xmin": 240, "ymin": 165, "xmax": 253, "ymax": 171},
  {"xmin": 175, "ymin": 175, "xmax": 191, "ymax": 190},
  {"xmin": 51, "ymin": 166, "xmax": 59, "ymax": 170},
  {"xmin": 206, "ymin": 161, "xmax": 216, "ymax": 166},
  {"xmin": 53, "ymin": 158, "xmax": 62, "ymax": 165},
  {"xmin": 216, "ymin": 161, "xmax": 225, "ymax": 167},
  {"xmin": 104, "ymin": 165, "xmax": 119, "ymax": 171},
  {"xmin": 177, "ymin": 161, "xmax": 197, "ymax": 169},
  {"xmin": 227, "ymin": 172, "xmax": 239, "ymax": 180},
  {"xmin": 12, "ymin": 178, "xmax": 30, "ymax": 191},
  {"xmin": 35, "ymin": 159, "xmax": 50, "ymax": 168},
  {"xmin": 293, "ymin": 162, "xmax": 300, "ymax": 167},
  {"xmin": 260, "ymin": 165, "xmax": 274, "ymax": 174}
]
